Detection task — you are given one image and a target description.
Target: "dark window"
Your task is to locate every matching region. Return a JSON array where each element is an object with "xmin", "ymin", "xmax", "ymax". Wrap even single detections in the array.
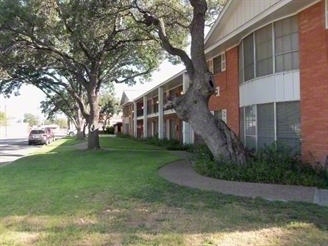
[
  {"xmin": 256, "ymin": 24, "xmax": 273, "ymax": 76},
  {"xmin": 239, "ymin": 43, "xmax": 244, "ymax": 83},
  {"xmin": 239, "ymin": 107, "xmax": 245, "ymax": 143},
  {"xmin": 276, "ymin": 101, "xmax": 300, "ymax": 152},
  {"xmin": 243, "ymin": 34, "xmax": 255, "ymax": 81},
  {"xmin": 213, "ymin": 53, "xmax": 225, "ymax": 74},
  {"xmin": 213, "ymin": 55, "xmax": 222, "ymax": 74},
  {"xmin": 274, "ymin": 16, "xmax": 299, "ymax": 72},
  {"xmin": 238, "ymin": 16, "xmax": 299, "ymax": 82},
  {"xmin": 257, "ymin": 103, "xmax": 274, "ymax": 148}
]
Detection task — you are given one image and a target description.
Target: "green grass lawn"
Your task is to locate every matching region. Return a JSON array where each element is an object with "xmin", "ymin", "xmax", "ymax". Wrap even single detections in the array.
[{"xmin": 0, "ymin": 136, "xmax": 327, "ymax": 245}]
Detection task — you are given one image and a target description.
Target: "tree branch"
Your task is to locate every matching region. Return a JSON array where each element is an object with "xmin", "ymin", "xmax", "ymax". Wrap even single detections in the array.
[{"xmin": 132, "ymin": 1, "xmax": 194, "ymax": 74}]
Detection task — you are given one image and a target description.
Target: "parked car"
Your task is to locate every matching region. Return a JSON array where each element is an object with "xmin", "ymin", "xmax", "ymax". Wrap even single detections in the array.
[
  {"xmin": 67, "ymin": 128, "xmax": 77, "ymax": 136},
  {"xmin": 28, "ymin": 129, "xmax": 50, "ymax": 145}
]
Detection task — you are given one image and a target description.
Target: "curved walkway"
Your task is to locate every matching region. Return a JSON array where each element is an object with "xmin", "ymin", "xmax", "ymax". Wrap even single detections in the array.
[{"xmin": 159, "ymin": 152, "xmax": 328, "ymax": 207}]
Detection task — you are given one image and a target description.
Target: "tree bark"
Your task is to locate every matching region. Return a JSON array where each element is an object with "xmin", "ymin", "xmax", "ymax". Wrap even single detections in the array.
[
  {"xmin": 174, "ymin": 77, "xmax": 246, "ymax": 165},
  {"xmin": 87, "ymin": 86, "xmax": 101, "ymax": 149}
]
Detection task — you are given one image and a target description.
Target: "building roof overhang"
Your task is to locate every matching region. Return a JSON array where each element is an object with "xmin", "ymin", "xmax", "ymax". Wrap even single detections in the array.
[{"xmin": 204, "ymin": 0, "xmax": 320, "ymax": 58}]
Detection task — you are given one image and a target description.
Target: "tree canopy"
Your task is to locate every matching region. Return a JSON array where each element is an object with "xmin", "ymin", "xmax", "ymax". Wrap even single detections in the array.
[
  {"xmin": 0, "ymin": 0, "xmax": 167, "ymax": 148},
  {"xmin": 0, "ymin": 0, "xmax": 245, "ymax": 164}
]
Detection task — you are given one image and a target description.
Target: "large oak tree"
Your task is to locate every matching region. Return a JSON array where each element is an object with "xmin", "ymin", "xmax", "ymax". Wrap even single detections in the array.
[
  {"xmin": 131, "ymin": 0, "xmax": 246, "ymax": 164},
  {"xmin": 0, "ymin": 0, "xmax": 162, "ymax": 149}
]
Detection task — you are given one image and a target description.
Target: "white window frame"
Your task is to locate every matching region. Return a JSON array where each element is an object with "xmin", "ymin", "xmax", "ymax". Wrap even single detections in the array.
[
  {"xmin": 221, "ymin": 109, "xmax": 227, "ymax": 123},
  {"xmin": 209, "ymin": 52, "xmax": 226, "ymax": 74},
  {"xmin": 221, "ymin": 52, "xmax": 226, "ymax": 72},
  {"xmin": 207, "ymin": 59, "xmax": 214, "ymax": 73}
]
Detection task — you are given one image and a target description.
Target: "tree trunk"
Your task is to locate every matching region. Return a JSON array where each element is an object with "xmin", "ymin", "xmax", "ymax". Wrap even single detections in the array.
[
  {"xmin": 88, "ymin": 127, "xmax": 100, "ymax": 149},
  {"xmin": 87, "ymin": 89, "xmax": 101, "ymax": 149},
  {"xmin": 174, "ymin": 80, "xmax": 246, "ymax": 165},
  {"xmin": 138, "ymin": 0, "xmax": 246, "ymax": 164}
]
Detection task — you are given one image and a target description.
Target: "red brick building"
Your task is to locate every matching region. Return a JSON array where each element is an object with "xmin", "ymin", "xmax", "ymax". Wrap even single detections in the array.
[{"xmin": 121, "ymin": 0, "xmax": 328, "ymax": 165}]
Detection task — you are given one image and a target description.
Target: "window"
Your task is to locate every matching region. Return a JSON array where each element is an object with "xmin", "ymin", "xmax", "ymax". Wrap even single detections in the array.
[
  {"xmin": 213, "ymin": 109, "xmax": 227, "ymax": 123},
  {"xmin": 274, "ymin": 16, "xmax": 299, "ymax": 72},
  {"xmin": 239, "ymin": 43, "xmax": 244, "ymax": 83},
  {"xmin": 239, "ymin": 16, "xmax": 299, "ymax": 83},
  {"xmin": 207, "ymin": 59, "xmax": 214, "ymax": 73},
  {"xmin": 240, "ymin": 101, "xmax": 300, "ymax": 152},
  {"xmin": 239, "ymin": 107, "xmax": 245, "ymax": 143},
  {"xmin": 211, "ymin": 53, "xmax": 226, "ymax": 74},
  {"xmin": 257, "ymin": 103, "xmax": 274, "ymax": 148},
  {"xmin": 276, "ymin": 101, "xmax": 300, "ymax": 152},
  {"xmin": 256, "ymin": 24, "xmax": 273, "ymax": 76},
  {"xmin": 244, "ymin": 105, "xmax": 257, "ymax": 150},
  {"xmin": 243, "ymin": 34, "xmax": 255, "ymax": 81}
]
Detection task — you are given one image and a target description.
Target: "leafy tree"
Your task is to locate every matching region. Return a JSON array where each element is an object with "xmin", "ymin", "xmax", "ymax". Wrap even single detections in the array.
[
  {"xmin": 40, "ymin": 88, "xmax": 87, "ymax": 138},
  {"xmin": 99, "ymin": 93, "xmax": 120, "ymax": 128},
  {"xmin": 53, "ymin": 118, "xmax": 67, "ymax": 129},
  {"xmin": 0, "ymin": 0, "xmax": 162, "ymax": 149},
  {"xmin": 0, "ymin": 111, "xmax": 6, "ymax": 126},
  {"xmin": 23, "ymin": 113, "xmax": 39, "ymax": 127},
  {"xmin": 131, "ymin": 0, "xmax": 246, "ymax": 164}
]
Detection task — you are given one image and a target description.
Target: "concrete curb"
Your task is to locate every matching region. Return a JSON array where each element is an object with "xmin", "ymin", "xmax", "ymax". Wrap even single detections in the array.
[{"xmin": 159, "ymin": 160, "xmax": 328, "ymax": 207}]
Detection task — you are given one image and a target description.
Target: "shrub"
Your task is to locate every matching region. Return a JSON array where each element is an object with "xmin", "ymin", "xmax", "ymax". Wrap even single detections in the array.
[
  {"xmin": 193, "ymin": 142, "xmax": 328, "ymax": 188},
  {"xmin": 105, "ymin": 126, "xmax": 115, "ymax": 134},
  {"xmin": 117, "ymin": 135, "xmax": 193, "ymax": 151}
]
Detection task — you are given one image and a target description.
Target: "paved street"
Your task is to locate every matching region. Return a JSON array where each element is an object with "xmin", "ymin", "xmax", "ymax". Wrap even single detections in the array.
[{"xmin": 0, "ymin": 137, "xmax": 41, "ymax": 166}]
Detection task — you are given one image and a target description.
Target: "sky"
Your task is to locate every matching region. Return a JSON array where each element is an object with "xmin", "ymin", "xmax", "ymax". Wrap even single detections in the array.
[{"xmin": 0, "ymin": 61, "xmax": 184, "ymax": 121}]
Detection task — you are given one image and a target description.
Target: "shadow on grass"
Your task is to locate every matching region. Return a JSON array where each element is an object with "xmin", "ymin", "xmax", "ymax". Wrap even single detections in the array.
[{"xmin": 0, "ymin": 136, "xmax": 327, "ymax": 245}]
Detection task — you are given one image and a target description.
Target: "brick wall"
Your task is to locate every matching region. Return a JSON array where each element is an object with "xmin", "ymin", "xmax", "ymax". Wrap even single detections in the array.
[
  {"xmin": 208, "ymin": 47, "xmax": 240, "ymax": 135},
  {"xmin": 299, "ymin": 1, "xmax": 328, "ymax": 164}
]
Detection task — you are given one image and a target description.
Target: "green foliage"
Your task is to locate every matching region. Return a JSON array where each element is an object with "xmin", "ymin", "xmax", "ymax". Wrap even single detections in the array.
[
  {"xmin": 0, "ymin": 0, "xmax": 164, "ymax": 137},
  {"xmin": 194, "ymin": 142, "xmax": 328, "ymax": 188},
  {"xmin": 23, "ymin": 113, "xmax": 39, "ymax": 126},
  {"xmin": 0, "ymin": 111, "xmax": 7, "ymax": 126},
  {"xmin": 99, "ymin": 93, "xmax": 120, "ymax": 126},
  {"xmin": 140, "ymin": 136, "xmax": 193, "ymax": 151},
  {"xmin": 117, "ymin": 134, "xmax": 193, "ymax": 151},
  {"xmin": 104, "ymin": 126, "xmax": 115, "ymax": 134}
]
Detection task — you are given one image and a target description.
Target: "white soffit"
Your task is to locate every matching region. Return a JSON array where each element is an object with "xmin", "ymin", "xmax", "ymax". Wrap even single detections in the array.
[{"xmin": 204, "ymin": 0, "xmax": 320, "ymax": 54}]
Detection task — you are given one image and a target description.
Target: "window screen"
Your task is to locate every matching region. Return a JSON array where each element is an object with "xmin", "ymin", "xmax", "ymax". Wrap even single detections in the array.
[
  {"xmin": 239, "ymin": 107, "xmax": 245, "ymax": 143},
  {"xmin": 213, "ymin": 55, "xmax": 222, "ymax": 74},
  {"xmin": 245, "ymin": 105, "xmax": 257, "ymax": 150},
  {"xmin": 274, "ymin": 16, "xmax": 299, "ymax": 72},
  {"xmin": 276, "ymin": 101, "xmax": 300, "ymax": 152},
  {"xmin": 239, "ymin": 43, "xmax": 244, "ymax": 83},
  {"xmin": 170, "ymin": 119, "xmax": 177, "ymax": 140},
  {"xmin": 257, "ymin": 103, "xmax": 274, "ymax": 149},
  {"xmin": 243, "ymin": 34, "xmax": 255, "ymax": 81},
  {"xmin": 256, "ymin": 24, "xmax": 273, "ymax": 77}
]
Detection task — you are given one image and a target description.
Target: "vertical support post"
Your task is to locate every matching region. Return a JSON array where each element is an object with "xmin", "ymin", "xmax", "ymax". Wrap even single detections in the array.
[
  {"xmin": 133, "ymin": 102, "xmax": 137, "ymax": 138},
  {"xmin": 143, "ymin": 96, "xmax": 148, "ymax": 138},
  {"xmin": 158, "ymin": 87, "xmax": 164, "ymax": 139},
  {"xmin": 182, "ymin": 72, "xmax": 194, "ymax": 144}
]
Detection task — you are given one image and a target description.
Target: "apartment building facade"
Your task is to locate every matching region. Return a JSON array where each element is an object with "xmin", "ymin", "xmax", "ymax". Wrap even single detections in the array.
[{"xmin": 121, "ymin": 0, "xmax": 328, "ymax": 165}]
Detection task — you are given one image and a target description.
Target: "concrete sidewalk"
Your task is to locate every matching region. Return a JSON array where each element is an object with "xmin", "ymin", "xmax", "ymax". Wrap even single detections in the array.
[{"xmin": 159, "ymin": 157, "xmax": 328, "ymax": 207}]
